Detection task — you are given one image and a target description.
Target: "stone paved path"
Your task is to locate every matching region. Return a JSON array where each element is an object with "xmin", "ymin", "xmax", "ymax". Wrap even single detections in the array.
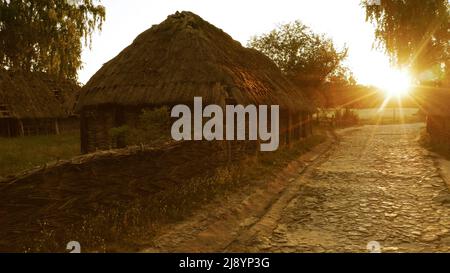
[{"xmin": 228, "ymin": 123, "xmax": 450, "ymax": 252}]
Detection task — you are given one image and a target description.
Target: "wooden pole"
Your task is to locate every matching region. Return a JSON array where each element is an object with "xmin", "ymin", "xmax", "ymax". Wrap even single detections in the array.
[
  {"xmin": 55, "ymin": 119, "xmax": 60, "ymax": 135},
  {"xmin": 18, "ymin": 119, "xmax": 24, "ymax": 136}
]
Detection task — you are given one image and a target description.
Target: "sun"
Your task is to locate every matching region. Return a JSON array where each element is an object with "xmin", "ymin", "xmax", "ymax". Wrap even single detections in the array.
[{"xmin": 377, "ymin": 69, "xmax": 412, "ymax": 98}]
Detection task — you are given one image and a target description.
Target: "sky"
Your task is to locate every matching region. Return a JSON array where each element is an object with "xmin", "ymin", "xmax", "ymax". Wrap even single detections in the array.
[{"xmin": 78, "ymin": 0, "xmax": 394, "ymax": 86}]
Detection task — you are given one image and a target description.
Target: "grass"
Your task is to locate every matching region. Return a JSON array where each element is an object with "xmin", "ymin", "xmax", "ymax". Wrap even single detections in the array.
[
  {"xmin": 28, "ymin": 130, "xmax": 327, "ymax": 252},
  {"xmin": 0, "ymin": 132, "xmax": 80, "ymax": 178}
]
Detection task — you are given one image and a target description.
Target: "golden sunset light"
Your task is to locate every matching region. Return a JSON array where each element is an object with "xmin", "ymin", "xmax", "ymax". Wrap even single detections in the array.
[
  {"xmin": 377, "ymin": 68, "xmax": 413, "ymax": 98},
  {"xmin": 0, "ymin": 0, "xmax": 449, "ymax": 260}
]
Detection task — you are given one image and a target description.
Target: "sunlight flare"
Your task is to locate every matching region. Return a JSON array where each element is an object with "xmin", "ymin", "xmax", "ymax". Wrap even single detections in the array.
[{"xmin": 377, "ymin": 69, "xmax": 412, "ymax": 98}]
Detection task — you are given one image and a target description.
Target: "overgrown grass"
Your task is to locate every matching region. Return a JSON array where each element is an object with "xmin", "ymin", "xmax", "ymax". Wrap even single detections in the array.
[
  {"xmin": 29, "ymin": 130, "xmax": 327, "ymax": 252},
  {"xmin": 0, "ymin": 132, "xmax": 80, "ymax": 178},
  {"xmin": 109, "ymin": 107, "xmax": 171, "ymax": 148}
]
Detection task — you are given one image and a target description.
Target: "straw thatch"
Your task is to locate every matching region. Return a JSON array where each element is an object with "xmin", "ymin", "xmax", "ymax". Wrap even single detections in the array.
[
  {"xmin": 0, "ymin": 69, "xmax": 80, "ymax": 119},
  {"xmin": 76, "ymin": 11, "xmax": 314, "ymax": 153},
  {"xmin": 76, "ymin": 11, "xmax": 313, "ymax": 112}
]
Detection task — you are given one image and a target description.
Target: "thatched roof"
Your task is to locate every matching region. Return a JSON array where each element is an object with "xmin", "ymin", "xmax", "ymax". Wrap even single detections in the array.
[
  {"xmin": 0, "ymin": 70, "xmax": 80, "ymax": 119},
  {"xmin": 76, "ymin": 11, "xmax": 313, "ymax": 112}
]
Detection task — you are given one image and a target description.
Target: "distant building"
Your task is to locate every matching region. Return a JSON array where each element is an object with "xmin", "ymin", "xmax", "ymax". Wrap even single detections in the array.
[
  {"xmin": 0, "ymin": 70, "xmax": 80, "ymax": 137},
  {"xmin": 76, "ymin": 11, "xmax": 315, "ymax": 154}
]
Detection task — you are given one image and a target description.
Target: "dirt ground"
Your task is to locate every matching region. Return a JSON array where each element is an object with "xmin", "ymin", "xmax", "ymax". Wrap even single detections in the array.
[{"xmin": 142, "ymin": 123, "xmax": 450, "ymax": 253}]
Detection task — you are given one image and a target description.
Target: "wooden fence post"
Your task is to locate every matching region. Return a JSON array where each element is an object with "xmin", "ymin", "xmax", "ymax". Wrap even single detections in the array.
[
  {"xmin": 19, "ymin": 120, "xmax": 24, "ymax": 136},
  {"xmin": 55, "ymin": 119, "xmax": 60, "ymax": 135}
]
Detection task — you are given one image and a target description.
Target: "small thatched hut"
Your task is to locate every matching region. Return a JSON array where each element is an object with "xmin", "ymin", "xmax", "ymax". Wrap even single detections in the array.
[
  {"xmin": 76, "ymin": 11, "xmax": 314, "ymax": 153},
  {"xmin": 0, "ymin": 70, "xmax": 80, "ymax": 137}
]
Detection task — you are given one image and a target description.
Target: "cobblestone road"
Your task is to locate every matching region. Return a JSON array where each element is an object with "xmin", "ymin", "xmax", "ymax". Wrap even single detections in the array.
[{"xmin": 230, "ymin": 123, "xmax": 450, "ymax": 252}]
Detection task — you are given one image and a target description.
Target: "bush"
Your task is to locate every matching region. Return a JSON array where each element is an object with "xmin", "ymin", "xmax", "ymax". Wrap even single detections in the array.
[
  {"xmin": 128, "ymin": 107, "xmax": 171, "ymax": 146},
  {"xmin": 109, "ymin": 125, "xmax": 129, "ymax": 148},
  {"xmin": 108, "ymin": 107, "xmax": 171, "ymax": 148}
]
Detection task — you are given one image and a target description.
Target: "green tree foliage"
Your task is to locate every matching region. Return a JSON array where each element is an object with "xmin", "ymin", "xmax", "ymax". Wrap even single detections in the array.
[
  {"xmin": 364, "ymin": 0, "xmax": 449, "ymax": 79},
  {"xmin": 327, "ymin": 66, "xmax": 357, "ymax": 87},
  {"xmin": 130, "ymin": 107, "xmax": 171, "ymax": 145},
  {"xmin": 109, "ymin": 107, "xmax": 171, "ymax": 148},
  {"xmin": 248, "ymin": 21, "xmax": 349, "ymax": 89},
  {"xmin": 0, "ymin": 0, "xmax": 105, "ymax": 80}
]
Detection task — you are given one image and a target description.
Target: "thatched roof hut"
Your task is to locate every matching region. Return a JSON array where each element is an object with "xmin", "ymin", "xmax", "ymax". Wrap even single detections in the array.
[
  {"xmin": 76, "ymin": 11, "xmax": 314, "ymax": 153},
  {"xmin": 77, "ymin": 11, "xmax": 312, "ymax": 111},
  {"xmin": 0, "ymin": 70, "xmax": 80, "ymax": 136},
  {"xmin": 0, "ymin": 70, "xmax": 79, "ymax": 119}
]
